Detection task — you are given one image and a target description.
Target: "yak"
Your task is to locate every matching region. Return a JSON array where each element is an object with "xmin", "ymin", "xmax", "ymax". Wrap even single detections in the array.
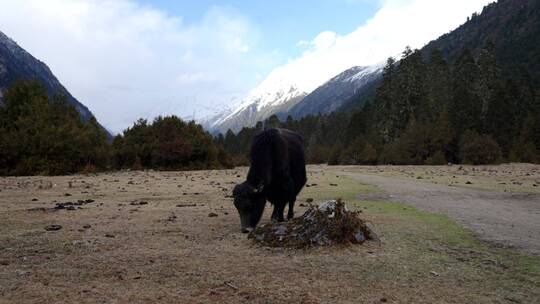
[{"xmin": 233, "ymin": 128, "xmax": 307, "ymax": 233}]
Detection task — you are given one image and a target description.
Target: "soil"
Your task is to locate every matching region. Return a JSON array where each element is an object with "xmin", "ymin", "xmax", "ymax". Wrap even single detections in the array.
[{"xmin": 0, "ymin": 165, "xmax": 539, "ymax": 303}]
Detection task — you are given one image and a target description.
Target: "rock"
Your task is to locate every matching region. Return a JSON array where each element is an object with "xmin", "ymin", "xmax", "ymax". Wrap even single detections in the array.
[
  {"xmin": 176, "ymin": 203, "xmax": 197, "ymax": 208},
  {"xmin": 83, "ymin": 224, "xmax": 92, "ymax": 229},
  {"xmin": 45, "ymin": 224, "xmax": 62, "ymax": 231},
  {"xmin": 27, "ymin": 207, "xmax": 50, "ymax": 212},
  {"xmin": 306, "ymin": 198, "xmax": 314, "ymax": 203},
  {"xmin": 130, "ymin": 201, "xmax": 148, "ymax": 206},
  {"xmin": 105, "ymin": 233, "xmax": 115, "ymax": 238},
  {"xmin": 208, "ymin": 212, "xmax": 218, "ymax": 217}
]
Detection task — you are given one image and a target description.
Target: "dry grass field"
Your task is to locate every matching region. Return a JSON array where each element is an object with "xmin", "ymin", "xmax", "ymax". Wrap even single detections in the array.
[{"xmin": 1, "ymin": 165, "xmax": 539, "ymax": 303}]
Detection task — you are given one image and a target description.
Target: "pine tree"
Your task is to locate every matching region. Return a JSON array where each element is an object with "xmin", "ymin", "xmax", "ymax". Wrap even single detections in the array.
[
  {"xmin": 450, "ymin": 49, "xmax": 481, "ymax": 136},
  {"xmin": 426, "ymin": 49, "xmax": 451, "ymax": 120}
]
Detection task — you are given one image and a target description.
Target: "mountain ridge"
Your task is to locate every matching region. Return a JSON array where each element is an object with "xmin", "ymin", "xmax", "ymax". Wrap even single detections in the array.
[
  {"xmin": 205, "ymin": 62, "xmax": 383, "ymax": 134},
  {"xmin": 289, "ymin": 64, "xmax": 383, "ymax": 119},
  {"xmin": 0, "ymin": 30, "xmax": 109, "ymax": 135}
]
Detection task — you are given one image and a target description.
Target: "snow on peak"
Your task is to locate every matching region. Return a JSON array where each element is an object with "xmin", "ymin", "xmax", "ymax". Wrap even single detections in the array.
[{"xmin": 209, "ymin": 67, "xmax": 309, "ymax": 128}]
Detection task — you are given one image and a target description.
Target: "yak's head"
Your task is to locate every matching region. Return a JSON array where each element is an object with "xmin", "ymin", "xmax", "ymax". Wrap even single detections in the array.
[{"xmin": 232, "ymin": 182, "xmax": 265, "ymax": 233}]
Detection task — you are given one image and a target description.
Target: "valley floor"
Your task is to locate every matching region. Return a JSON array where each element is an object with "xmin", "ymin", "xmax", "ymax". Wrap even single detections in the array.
[
  {"xmin": 0, "ymin": 165, "xmax": 539, "ymax": 303},
  {"xmin": 332, "ymin": 164, "xmax": 540, "ymax": 255}
]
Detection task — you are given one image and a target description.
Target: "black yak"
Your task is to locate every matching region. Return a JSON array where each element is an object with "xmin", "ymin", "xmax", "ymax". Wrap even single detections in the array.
[{"xmin": 233, "ymin": 128, "xmax": 307, "ymax": 233}]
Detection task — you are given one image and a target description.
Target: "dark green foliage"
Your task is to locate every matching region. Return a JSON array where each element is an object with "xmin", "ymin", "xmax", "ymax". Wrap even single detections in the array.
[
  {"xmin": 222, "ymin": 41, "xmax": 539, "ymax": 165},
  {"xmin": 0, "ymin": 81, "xmax": 233, "ymax": 176},
  {"xmin": 327, "ymin": 141, "xmax": 343, "ymax": 166},
  {"xmin": 459, "ymin": 131, "xmax": 502, "ymax": 165},
  {"xmin": 113, "ymin": 115, "xmax": 230, "ymax": 170},
  {"xmin": 423, "ymin": 0, "xmax": 540, "ymax": 86},
  {"xmin": 0, "ymin": 80, "xmax": 110, "ymax": 175},
  {"xmin": 425, "ymin": 151, "xmax": 447, "ymax": 166}
]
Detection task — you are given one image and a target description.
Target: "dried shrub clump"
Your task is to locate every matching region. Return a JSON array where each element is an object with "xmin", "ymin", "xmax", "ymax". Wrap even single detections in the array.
[{"xmin": 249, "ymin": 200, "xmax": 378, "ymax": 248}]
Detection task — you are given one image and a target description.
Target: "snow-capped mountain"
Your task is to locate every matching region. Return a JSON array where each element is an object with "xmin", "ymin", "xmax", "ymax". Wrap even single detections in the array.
[
  {"xmin": 289, "ymin": 64, "xmax": 383, "ymax": 119},
  {"xmin": 204, "ymin": 62, "xmax": 383, "ymax": 134},
  {"xmin": 203, "ymin": 68, "xmax": 309, "ymax": 134}
]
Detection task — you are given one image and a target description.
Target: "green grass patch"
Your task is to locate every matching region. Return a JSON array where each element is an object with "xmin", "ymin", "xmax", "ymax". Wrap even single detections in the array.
[
  {"xmin": 300, "ymin": 173, "xmax": 540, "ymax": 301},
  {"xmin": 299, "ymin": 174, "xmax": 377, "ymax": 202}
]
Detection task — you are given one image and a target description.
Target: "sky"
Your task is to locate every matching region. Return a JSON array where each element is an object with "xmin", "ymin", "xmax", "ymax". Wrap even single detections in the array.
[{"xmin": 0, "ymin": 0, "xmax": 492, "ymax": 133}]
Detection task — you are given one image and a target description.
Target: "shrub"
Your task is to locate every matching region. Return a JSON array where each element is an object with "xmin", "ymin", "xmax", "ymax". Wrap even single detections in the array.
[
  {"xmin": 327, "ymin": 142, "xmax": 343, "ymax": 166},
  {"xmin": 459, "ymin": 130, "xmax": 502, "ymax": 165},
  {"xmin": 425, "ymin": 150, "xmax": 447, "ymax": 165},
  {"xmin": 358, "ymin": 143, "xmax": 378, "ymax": 165},
  {"xmin": 509, "ymin": 142, "xmax": 539, "ymax": 164}
]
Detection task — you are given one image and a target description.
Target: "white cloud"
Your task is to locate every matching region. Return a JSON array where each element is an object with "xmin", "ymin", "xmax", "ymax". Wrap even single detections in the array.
[
  {"xmin": 259, "ymin": 0, "xmax": 493, "ymax": 94},
  {"xmin": 0, "ymin": 0, "xmax": 494, "ymax": 132},
  {"xmin": 0, "ymin": 0, "xmax": 275, "ymax": 132}
]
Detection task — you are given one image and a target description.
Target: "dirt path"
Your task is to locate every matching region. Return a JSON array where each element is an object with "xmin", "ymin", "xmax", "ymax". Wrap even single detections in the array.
[{"xmin": 337, "ymin": 170, "xmax": 540, "ymax": 255}]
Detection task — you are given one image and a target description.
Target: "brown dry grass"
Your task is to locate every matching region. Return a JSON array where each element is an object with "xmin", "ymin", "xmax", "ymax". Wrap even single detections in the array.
[{"xmin": 0, "ymin": 165, "xmax": 539, "ymax": 303}]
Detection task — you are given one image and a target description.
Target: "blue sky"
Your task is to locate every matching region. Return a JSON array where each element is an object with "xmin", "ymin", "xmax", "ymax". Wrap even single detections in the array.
[
  {"xmin": 140, "ymin": 0, "xmax": 380, "ymax": 59},
  {"xmin": 0, "ymin": 0, "xmax": 491, "ymax": 133}
]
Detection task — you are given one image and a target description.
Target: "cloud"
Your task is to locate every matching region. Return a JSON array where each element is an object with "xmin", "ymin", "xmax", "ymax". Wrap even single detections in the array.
[
  {"xmin": 0, "ymin": 0, "xmax": 274, "ymax": 132},
  {"xmin": 0, "ymin": 0, "xmax": 494, "ymax": 132},
  {"xmin": 264, "ymin": 0, "xmax": 493, "ymax": 94}
]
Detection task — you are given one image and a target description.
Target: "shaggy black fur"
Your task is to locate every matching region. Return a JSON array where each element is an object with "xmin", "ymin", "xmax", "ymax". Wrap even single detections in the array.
[{"xmin": 233, "ymin": 128, "xmax": 307, "ymax": 232}]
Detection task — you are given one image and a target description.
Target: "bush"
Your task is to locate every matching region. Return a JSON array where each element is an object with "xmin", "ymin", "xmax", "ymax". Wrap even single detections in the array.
[
  {"xmin": 425, "ymin": 150, "xmax": 447, "ymax": 165},
  {"xmin": 358, "ymin": 143, "xmax": 378, "ymax": 165},
  {"xmin": 114, "ymin": 116, "xmax": 227, "ymax": 170},
  {"xmin": 459, "ymin": 131, "xmax": 502, "ymax": 165},
  {"xmin": 509, "ymin": 142, "xmax": 539, "ymax": 164},
  {"xmin": 327, "ymin": 142, "xmax": 343, "ymax": 166},
  {"xmin": 0, "ymin": 80, "xmax": 110, "ymax": 176}
]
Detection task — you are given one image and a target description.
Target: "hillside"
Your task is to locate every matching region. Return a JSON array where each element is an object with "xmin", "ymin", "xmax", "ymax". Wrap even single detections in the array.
[
  {"xmin": 422, "ymin": 0, "xmax": 540, "ymax": 83},
  {"xmin": 288, "ymin": 65, "xmax": 382, "ymax": 119},
  {"xmin": 222, "ymin": 0, "xmax": 540, "ymax": 166},
  {"xmin": 335, "ymin": 0, "xmax": 540, "ymax": 114},
  {"xmin": 0, "ymin": 31, "xmax": 107, "ymax": 132}
]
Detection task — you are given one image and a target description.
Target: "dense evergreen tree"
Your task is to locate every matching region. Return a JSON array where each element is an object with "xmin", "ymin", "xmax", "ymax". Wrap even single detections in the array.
[
  {"xmin": 0, "ymin": 80, "xmax": 110, "ymax": 175},
  {"xmin": 0, "ymin": 81, "xmax": 233, "ymax": 175},
  {"xmin": 113, "ymin": 115, "xmax": 230, "ymax": 171},
  {"xmin": 222, "ymin": 44, "xmax": 539, "ymax": 166}
]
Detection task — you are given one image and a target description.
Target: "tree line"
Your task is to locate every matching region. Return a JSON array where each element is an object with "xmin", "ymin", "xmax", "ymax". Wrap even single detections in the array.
[
  {"xmin": 0, "ymin": 80, "xmax": 232, "ymax": 176},
  {"xmin": 220, "ymin": 45, "xmax": 540, "ymax": 166},
  {"xmin": 2, "ymin": 44, "xmax": 538, "ymax": 175}
]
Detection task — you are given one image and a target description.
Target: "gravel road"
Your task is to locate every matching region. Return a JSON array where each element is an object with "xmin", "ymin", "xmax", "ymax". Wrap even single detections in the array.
[{"xmin": 339, "ymin": 170, "xmax": 540, "ymax": 255}]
